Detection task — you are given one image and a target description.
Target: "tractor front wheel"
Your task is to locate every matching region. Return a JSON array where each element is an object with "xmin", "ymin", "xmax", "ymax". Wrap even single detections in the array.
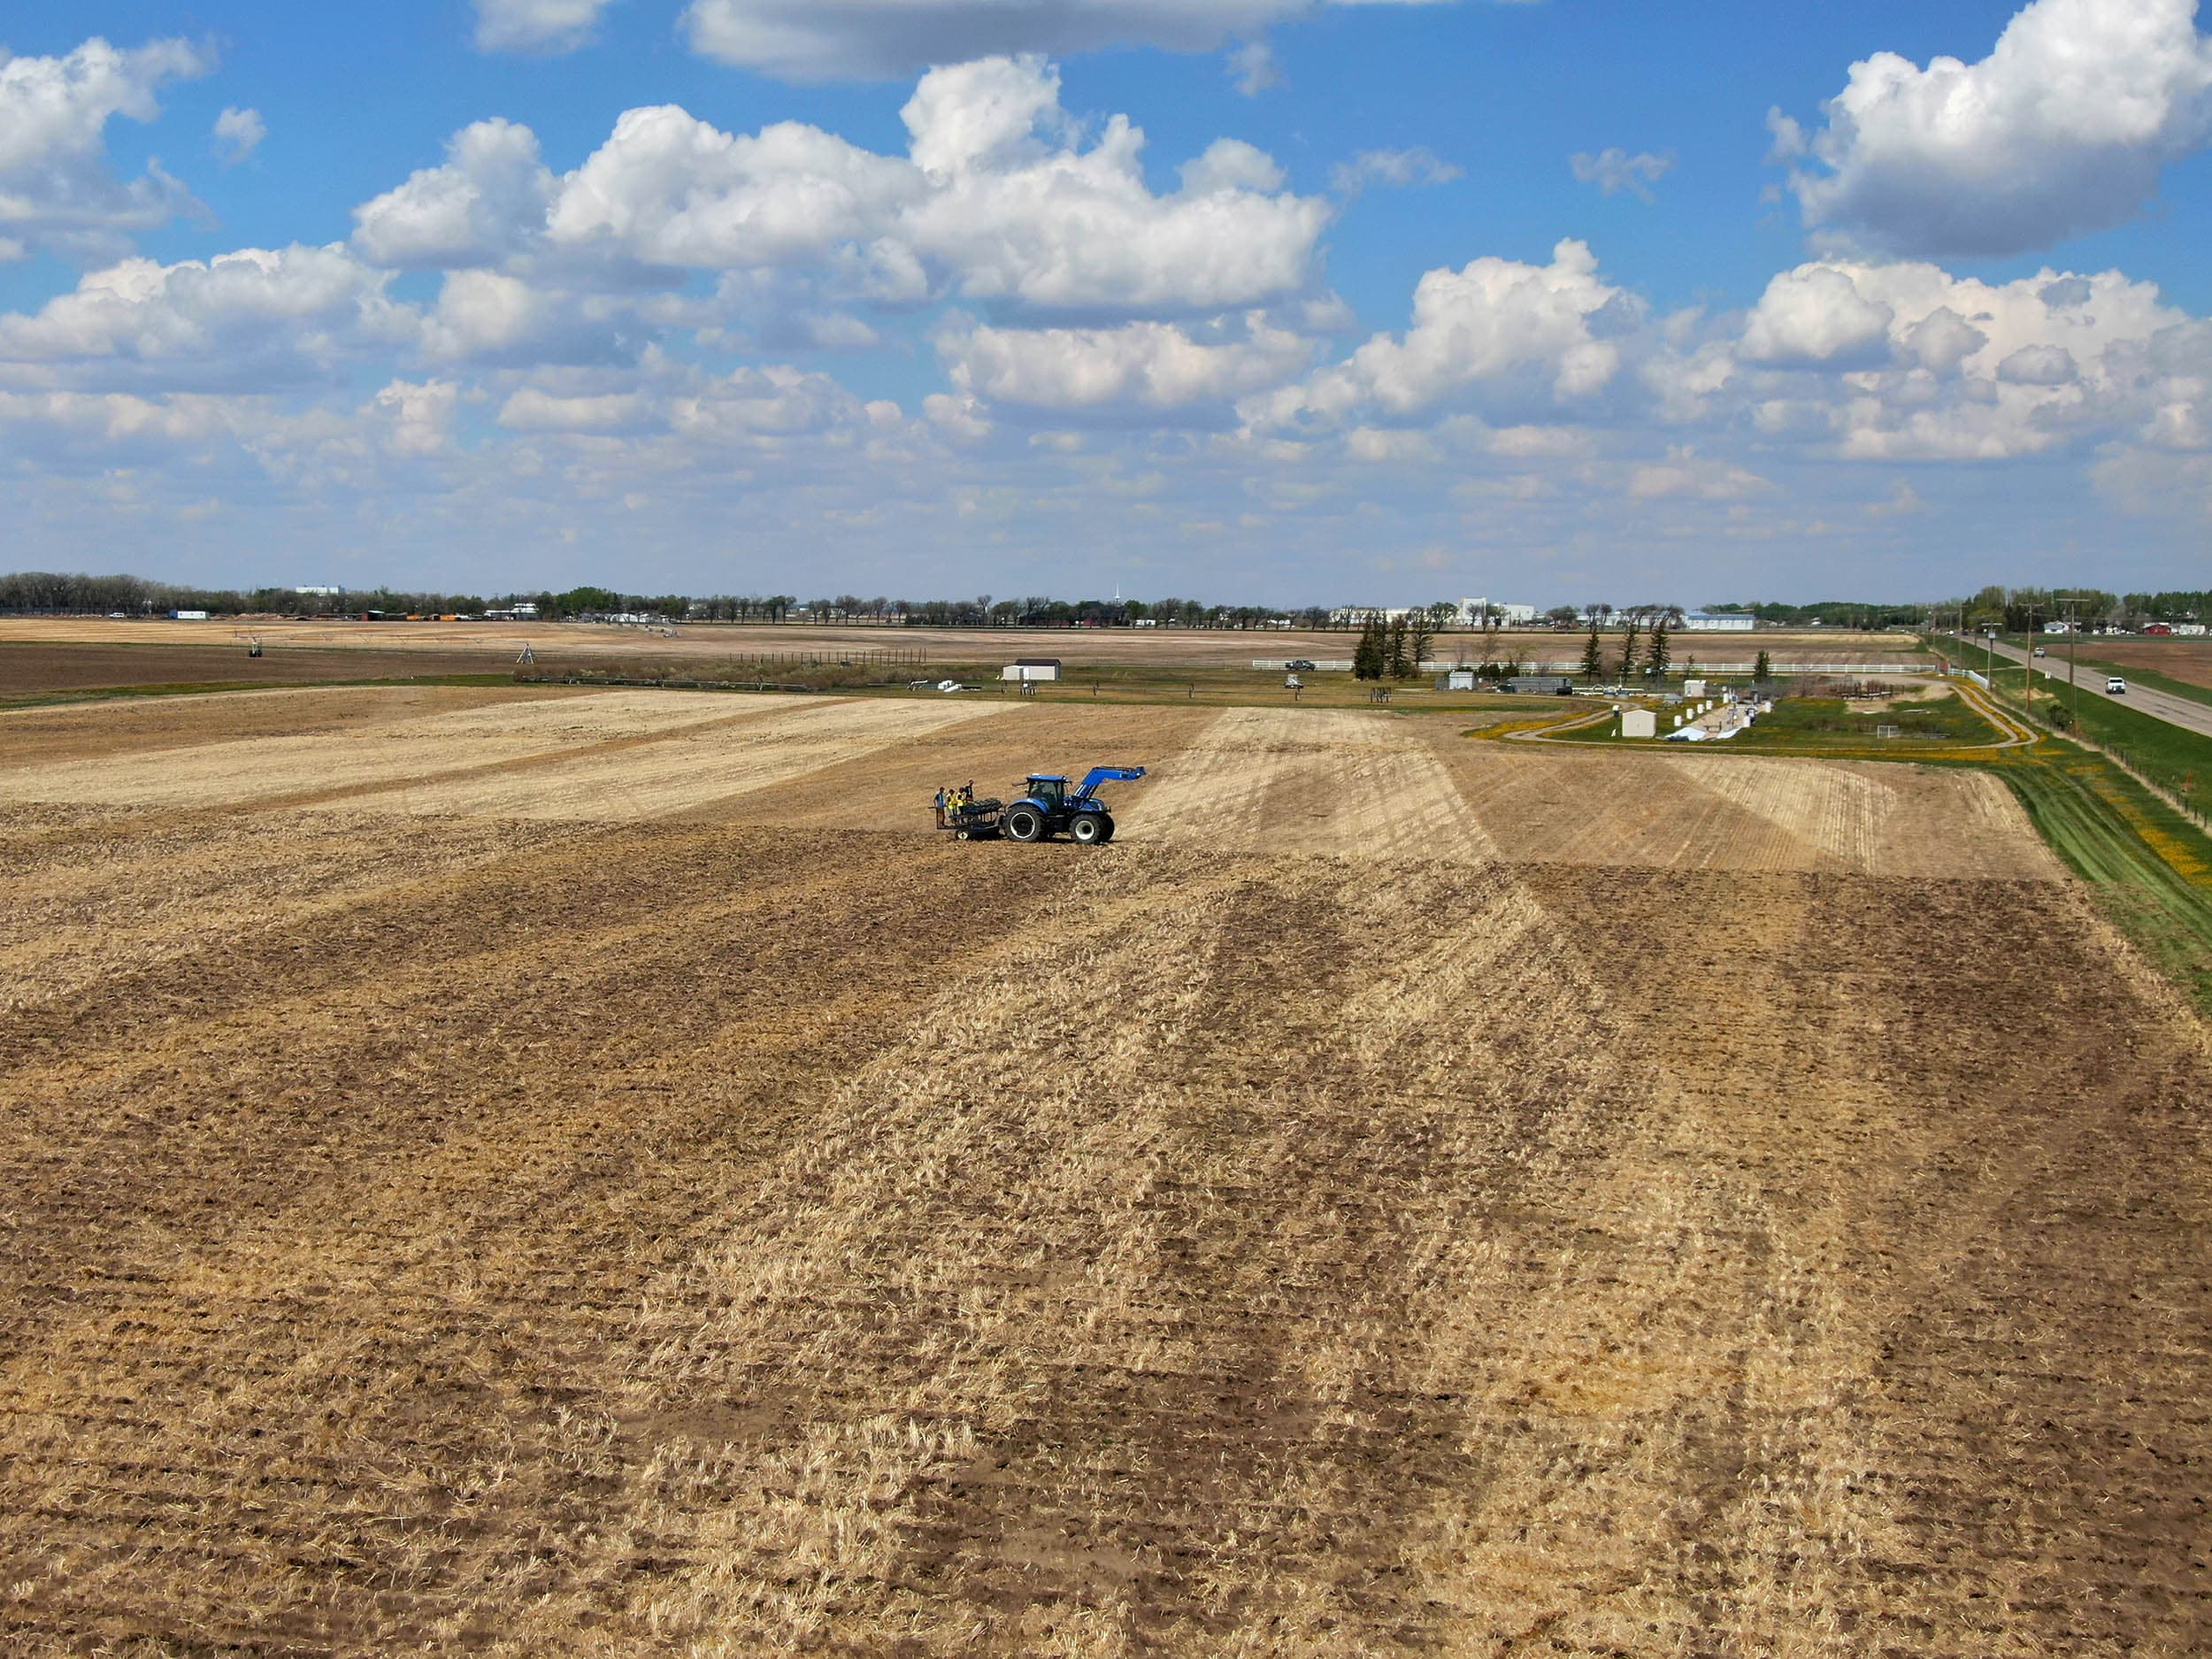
[
  {"xmin": 1097, "ymin": 814, "xmax": 1116, "ymax": 843},
  {"xmin": 1070, "ymin": 813, "xmax": 1107, "ymax": 845},
  {"xmin": 1005, "ymin": 805, "xmax": 1046, "ymax": 843}
]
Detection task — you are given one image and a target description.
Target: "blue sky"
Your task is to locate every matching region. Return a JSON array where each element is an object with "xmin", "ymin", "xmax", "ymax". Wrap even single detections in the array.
[{"xmin": 4, "ymin": 0, "xmax": 2211, "ymax": 605}]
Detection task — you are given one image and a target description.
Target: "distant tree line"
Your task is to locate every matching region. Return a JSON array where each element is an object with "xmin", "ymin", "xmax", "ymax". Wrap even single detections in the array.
[
  {"xmin": 1941, "ymin": 585, "xmax": 2211, "ymax": 633},
  {"xmin": 0, "ymin": 572, "xmax": 501, "ymax": 618},
  {"xmin": 1717, "ymin": 589, "xmax": 2212, "ymax": 632},
  {"xmin": 0, "ymin": 572, "xmax": 1380, "ymax": 630},
  {"xmin": 14, "ymin": 570, "xmax": 2198, "ymax": 634},
  {"xmin": 1698, "ymin": 599, "xmax": 1927, "ymax": 628}
]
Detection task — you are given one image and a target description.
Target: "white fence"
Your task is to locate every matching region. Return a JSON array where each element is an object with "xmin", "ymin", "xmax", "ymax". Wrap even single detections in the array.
[{"xmin": 1256, "ymin": 659, "xmax": 1933, "ymax": 675}]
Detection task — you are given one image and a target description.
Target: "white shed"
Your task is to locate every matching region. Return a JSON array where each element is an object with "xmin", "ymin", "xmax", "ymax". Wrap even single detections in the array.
[
  {"xmin": 1620, "ymin": 709, "xmax": 1656, "ymax": 739},
  {"xmin": 1001, "ymin": 658, "xmax": 1063, "ymax": 682}
]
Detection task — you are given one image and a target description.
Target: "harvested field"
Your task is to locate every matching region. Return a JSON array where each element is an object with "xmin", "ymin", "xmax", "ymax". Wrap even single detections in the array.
[
  {"xmin": 2062, "ymin": 637, "xmax": 2212, "ymax": 689},
  {"xmin": 0, "ymin": 617, "xmax": 1922, "ymax": 676},
  {"xmin": 1, "ymin": 685, "xmax": 2204, "ymax": 1656},
  {"xmin": 0, "ymin": 637, "xmax": 526, "ymax": 696}
]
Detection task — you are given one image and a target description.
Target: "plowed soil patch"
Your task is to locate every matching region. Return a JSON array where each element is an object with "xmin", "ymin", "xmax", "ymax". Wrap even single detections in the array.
[
  {"xmin": 0, "ymin": 684, "xmax": 2198, "ymax": 1657},
  {"xmin": 0, "ymin": 637, "xmax": 522, "ymax": 693},
  {"xmin": 1439, "ymin": 740, "xmax": 2062, "ymax": 878},
  {"xmin": 299, "ymin": 696, "xmax": 1010, "ymax": 821},
  {"xmin": 0, "ymin": 689, "xmax": 817, "ymax": 810},
  {"xmin": 0, "ymin": 683, "xmax": 580, "ymax": 764},
  {"xmin": 1133, "ymin": 707, "xmax": 1502, "ymax": 860}
]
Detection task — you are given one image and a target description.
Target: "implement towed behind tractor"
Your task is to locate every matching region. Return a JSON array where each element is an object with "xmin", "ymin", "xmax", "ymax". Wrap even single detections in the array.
[{"xmin": 936, "ymin": 766, "xmax": 1145, "ymax": 844}]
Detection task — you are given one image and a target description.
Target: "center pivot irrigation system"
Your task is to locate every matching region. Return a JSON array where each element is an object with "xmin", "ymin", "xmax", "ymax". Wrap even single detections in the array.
[{"xmin": 934, "ymin": 766, "xmax": 1146, "ymax": 844}]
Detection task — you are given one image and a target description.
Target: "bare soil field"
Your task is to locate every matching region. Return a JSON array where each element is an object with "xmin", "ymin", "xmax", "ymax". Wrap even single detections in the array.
[
  {"xmin": 2068, "ymin": 637, "xmax": 2212, "ymax": 690},
  {"xmin": 0, "ymin": 617, "xmax": 1922, "ymax": 679},
  {"xmin": 0, "ymin": 638, "xmax": 526, "ymax": 696},
  {"xmin": 1, "ymin": 685, "xmax": 2204, "ymax": 1656}
]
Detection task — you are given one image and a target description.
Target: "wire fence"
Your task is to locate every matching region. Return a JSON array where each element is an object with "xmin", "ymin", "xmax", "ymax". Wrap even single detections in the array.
[{"xmin": 710, "ymin": 648, "xmax": 931, "ymax": 668}]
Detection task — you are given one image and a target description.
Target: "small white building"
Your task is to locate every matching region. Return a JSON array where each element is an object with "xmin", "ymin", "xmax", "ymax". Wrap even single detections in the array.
[
  {"xmin": 1457, "ymin": 598, "xmax": 1538, "ymax": 626},
  {"xmin": 1682, "ymin": 678, "xmax": 1708, "ymax": 698},
  {"xmin": 1682, "ymin": 611, "xmax": 1755, "ymax": 633},
  {"xmin": 1442, "ymin": 668, "xmax": 1478, "ymax": 690},
  {"xmin": 1002, "ymin": 658, "xmax": 1063, "ymax": 682},
  {"xmin": 1620, "ymin": 709, "xmax": 1657, "ymax": 739}
]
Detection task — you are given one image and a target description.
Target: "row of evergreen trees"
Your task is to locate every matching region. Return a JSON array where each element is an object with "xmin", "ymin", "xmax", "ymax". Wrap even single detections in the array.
[
  {"xmin": 1352, "ymin": 613, "xmax": 1419, "ymax": 679},
  {"xmin": 1353, "ymin": 609, "xmax": 1735, "ymax": 685},
  {"xmin": 1576, "ymin": 616, "xmax": 1680, "ymax": 680}
]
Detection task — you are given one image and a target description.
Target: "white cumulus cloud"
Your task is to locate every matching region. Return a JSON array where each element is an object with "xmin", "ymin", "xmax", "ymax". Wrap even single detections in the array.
[
  {"xmin": 352, "ymin": 119, "xmax": 557, "ymax": 269},
  {"xmin": 547, "ymin": 105, "xmax": 920, "ymax": 268},
  {"xmin": 1228, "ymin": 38, "xmax": 1283, "ymax": 96},
  {"xmin": 212, "ymin": 106, "xmax": 265, "ymax": 165},
  {"xmin": 474, "ymin": 0, "xmax": 620, "ymax": 54},
  {"xmin": 1777, "ymin": 0, "xmax": 2212, "ymax": 257},
  {"xmin": 497, "ymin": 386, "xmax": 649, "ymax": 432},
  {"xmin": 1570, "ymin": 147, "xmax": 1671, "ymax": 202},
  {"xmin": 941, "ymin": 313, "xmax": 1312, "ymax": 412},
  {"xmin": 1330, "ymin": 146, "xmax": 1462, "ymax": 195},
  {"xmin": 371, "ymin": 379, "xmax": 461, "ymax": 456},
  {"xmin": 680, "ymin": 0, "xmax": 1461, "ymax": 81},
  {"xmin": 896, "ymin": 59, "xmax": 1326, "ymax": 310},
  {"xmin": 1720, "ymin": 257, "xmax": 2193, "ymax": 462},
  {"xmin": 0, "ymin": 245, "xmax": 416, "ymax": 390},
  {"xmin": 486, "ymin": 57, "xmax": 1327, "ymax": 314},
  {"xmin": 1740, "ymin": 265, "xmax": 1895, "ymax": 366},
  {"xmin": 1248, "ymin": 239, "xmax": 1629, "ymax": 431},
  {"xmin": 0, "ymin": 36, "xmax": 211, "ymax": 261}
]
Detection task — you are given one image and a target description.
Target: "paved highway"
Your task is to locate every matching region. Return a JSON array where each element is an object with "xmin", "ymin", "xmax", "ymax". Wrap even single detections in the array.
[{"xmin": 1963, "ymin": 636, "xmax": 2212, "ymax": 742}]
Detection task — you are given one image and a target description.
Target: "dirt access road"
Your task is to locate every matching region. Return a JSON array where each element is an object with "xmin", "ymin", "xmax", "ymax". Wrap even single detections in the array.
[{"xmin": 0, "ymin": 686, "xmax": 2205, "ymax": 1656}]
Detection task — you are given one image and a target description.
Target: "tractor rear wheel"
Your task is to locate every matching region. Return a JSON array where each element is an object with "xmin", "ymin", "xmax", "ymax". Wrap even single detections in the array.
[
  {"xmin": 1070, "ymin": 813, "xmax": 1106, "ymax": 845},
  {"xmin": 1005, "ymin": 804, "xmax": 1046, "ymax": 842}
]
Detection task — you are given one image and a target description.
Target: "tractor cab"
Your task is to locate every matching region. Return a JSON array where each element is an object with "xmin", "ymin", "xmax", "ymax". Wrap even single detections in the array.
[{"xmin": 1025, "ymin": 775, "xmax": 1069, "ymax": 810}]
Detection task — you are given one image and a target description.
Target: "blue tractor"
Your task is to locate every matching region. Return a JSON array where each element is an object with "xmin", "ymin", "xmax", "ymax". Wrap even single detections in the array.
[
  {"xmin": 939, "ymin": 765, "xmax": 1143, "ymax": 844},
  {"xmin": 1005, "ymin": 766, "xmax": 1144, "ymax": 844}
]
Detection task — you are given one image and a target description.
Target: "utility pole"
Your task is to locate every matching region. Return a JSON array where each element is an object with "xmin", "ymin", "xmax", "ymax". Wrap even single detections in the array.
[
  {"xmin": 2065, "ymin": 596, "xmax": 2080, "ymax": 734},
  {"xmin": 2019, "ymin": 604, "xmax": 2037, "ymax": 715}
]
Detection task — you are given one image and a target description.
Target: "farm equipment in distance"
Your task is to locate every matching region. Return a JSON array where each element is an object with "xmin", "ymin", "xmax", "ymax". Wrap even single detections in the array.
[{"xmin": 934, "ymin": 765, "xmax": 1146, "ymax": 844}]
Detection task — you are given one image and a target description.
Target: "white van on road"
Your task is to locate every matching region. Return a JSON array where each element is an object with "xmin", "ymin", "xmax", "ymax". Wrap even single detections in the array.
[{"xmin": 2107, "ymin": 676, "xmax": 2128, "ymax": 695}]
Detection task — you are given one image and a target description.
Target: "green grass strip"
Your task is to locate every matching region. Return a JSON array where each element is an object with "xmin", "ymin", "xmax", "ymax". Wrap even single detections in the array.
[{"xmin": 2000, "ymin": 749, "xmax": 2212, "ymax": 1018}]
